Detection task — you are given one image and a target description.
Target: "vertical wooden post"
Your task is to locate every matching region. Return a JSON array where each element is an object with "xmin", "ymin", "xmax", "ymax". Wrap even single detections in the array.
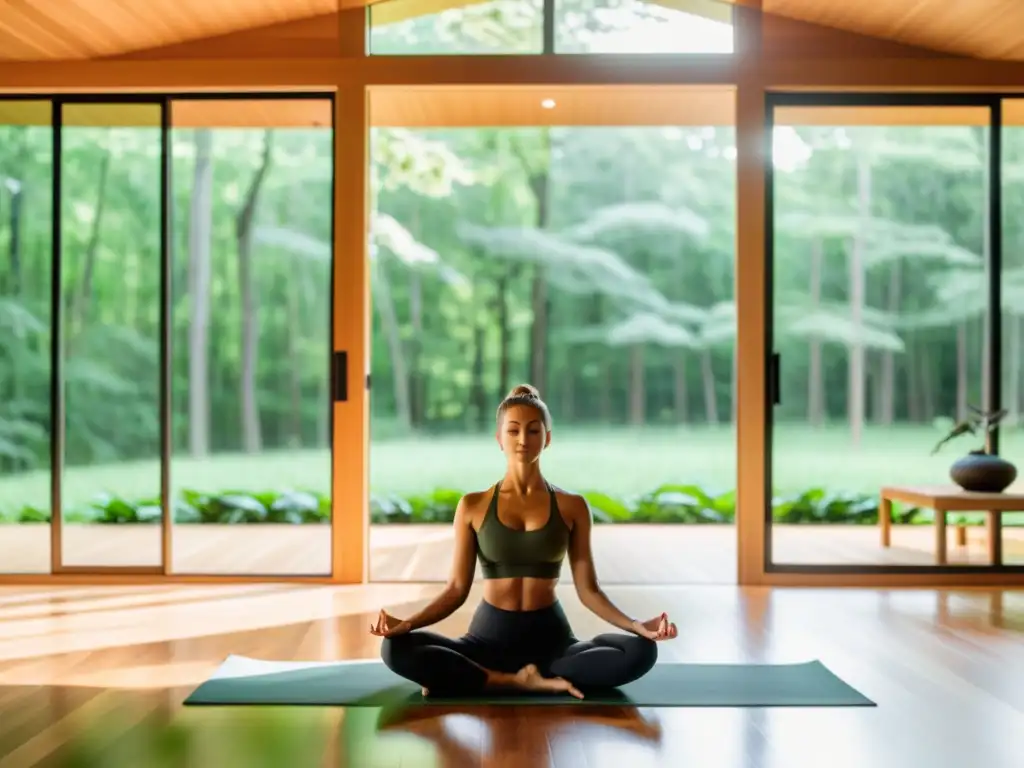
[
  {"xmin": 332, "ymin": 7, "xmax": 369, "ymax": 583},
  {"xmin": 734, "ymin": 0, "xmax": 766, "ymax": 585}
]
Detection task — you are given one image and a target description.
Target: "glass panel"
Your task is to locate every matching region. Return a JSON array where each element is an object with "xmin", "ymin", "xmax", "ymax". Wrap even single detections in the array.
[
  {"xmin": 369, "ymin": 93, "xmax": 737, "ymax": 585},
  {"xmin": 1000, "ymin": 100, "xmax": 1024, "ymax": 566},
  {"xmin": 555, "ymin": 0, "xmax": 734, "ymax": 53},
  {"xmin": 0, "ymin": 101, "xmax": 53, "ymax": 574},
  {"xmin": 169, "ymin": 99, "xmax": 334, "ymax": 575},
  {"xmin": 368, "ymin": 0, "xmax": 544, "ymax": 54},
  {"xmin": 770, "ymin": 104, "xmax": 992, "ymax": 567},
  {"xmin": 60, "ymin": 102, "xmax": 163, "ymax": 568}
]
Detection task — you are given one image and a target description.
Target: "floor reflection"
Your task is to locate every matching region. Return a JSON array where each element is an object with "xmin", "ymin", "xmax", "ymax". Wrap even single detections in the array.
[{"xmin": 345, "ymin": 703, "xmax": 663, "ymax": 768}]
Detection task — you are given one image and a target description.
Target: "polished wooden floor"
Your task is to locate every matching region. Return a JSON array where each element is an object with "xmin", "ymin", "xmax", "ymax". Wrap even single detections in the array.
[
  {"xmin": 0, "ymin": 583, "xmax": 1022, "ymax": 767},
  {"xmin": 6, "ymin": 523, "xmax": 1023, "ymax": 582}
]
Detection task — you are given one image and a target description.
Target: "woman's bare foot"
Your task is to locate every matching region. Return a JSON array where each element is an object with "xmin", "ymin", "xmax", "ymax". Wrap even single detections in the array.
[{"xmin": 514, "ymin": 664, "xmax": 584, "ymax": 699}]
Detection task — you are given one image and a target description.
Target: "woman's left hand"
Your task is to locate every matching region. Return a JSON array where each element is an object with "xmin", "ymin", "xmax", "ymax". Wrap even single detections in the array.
[{"xmin": 632, "ymin": 613, "xmax": 678, "ymax": 641}]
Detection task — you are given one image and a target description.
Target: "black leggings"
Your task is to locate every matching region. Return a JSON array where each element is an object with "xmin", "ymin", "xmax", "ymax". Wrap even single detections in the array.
[{"xmin": 380, "ymin": 600, "xmax": 657, "ymax": 696}]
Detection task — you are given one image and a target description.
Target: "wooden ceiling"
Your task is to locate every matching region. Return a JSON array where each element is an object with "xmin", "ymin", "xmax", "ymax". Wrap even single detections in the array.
[
  {"xmin": 0, "ymin": 0, "xmax": 1020, "ymax": 61},
  {"xmin": 0, "ymin": 0, "xmax": 339, "ymax": 61},
  {"xmin": 764, "ymin": 0, "xmax": 1024, "ymax": 61}
]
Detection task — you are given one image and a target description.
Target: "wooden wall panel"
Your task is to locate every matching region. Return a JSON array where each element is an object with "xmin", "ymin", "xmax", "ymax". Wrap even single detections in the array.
[
  {"xmin": 760, "ymin": 12, "xmax": 950, "ymax": 60},
  {"xmin": 117, "ymin": 14, "xmax": 344, "ymax": 60},
  {"xmin": 370, "ymin": 85, "xmax": 736, "ymax": 126}
]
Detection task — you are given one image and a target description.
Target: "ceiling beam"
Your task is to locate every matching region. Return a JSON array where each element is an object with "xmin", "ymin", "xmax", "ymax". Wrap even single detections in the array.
[{"xmin": 0, "ymin": 86, "xmax": 1022, "ymax": 128}]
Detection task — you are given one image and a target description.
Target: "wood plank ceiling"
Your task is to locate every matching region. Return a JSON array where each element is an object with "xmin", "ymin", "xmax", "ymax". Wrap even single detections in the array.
[
  {"xmin": 765, "ymin": 0, "xmax": 1024, "ymax": 61},
  {"xmin": 0, "ymin": 0, "xmax": 1020, "ymax": 61},
  {"xmin": 0, "ymin": 0, "xmax": 337, "ymax": 60}
]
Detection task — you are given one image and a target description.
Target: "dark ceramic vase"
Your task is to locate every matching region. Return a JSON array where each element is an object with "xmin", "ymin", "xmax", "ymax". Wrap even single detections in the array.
[{"xmin": 949, "ymin": 451, "xmax": 1018, "ymax": 493}]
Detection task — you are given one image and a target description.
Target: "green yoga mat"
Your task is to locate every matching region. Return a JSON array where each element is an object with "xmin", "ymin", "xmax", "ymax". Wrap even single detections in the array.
[{"xmin": 183, "ymin": 655, "xmax": 874, "ymax": 708}]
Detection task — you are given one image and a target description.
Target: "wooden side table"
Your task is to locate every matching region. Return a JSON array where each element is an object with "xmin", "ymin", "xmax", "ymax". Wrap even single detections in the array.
[{"xmin": 880, "ymin": 485, "xmax": 1024, "ymax": 565}]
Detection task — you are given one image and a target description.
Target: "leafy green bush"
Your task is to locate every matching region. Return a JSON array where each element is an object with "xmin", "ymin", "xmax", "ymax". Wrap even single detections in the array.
[
  {"xmin": 0, "ymin": 484, "xmax": 937, "ymax": 525},
  {"xmin": 0, "ymin": 490, "xmax": 331, "ymax": 525}
]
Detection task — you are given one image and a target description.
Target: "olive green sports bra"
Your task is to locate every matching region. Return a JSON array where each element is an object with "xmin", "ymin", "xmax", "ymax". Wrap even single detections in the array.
[{"xmin": 474, "ymin": 481, "xmax": 571, "ymax": 579}]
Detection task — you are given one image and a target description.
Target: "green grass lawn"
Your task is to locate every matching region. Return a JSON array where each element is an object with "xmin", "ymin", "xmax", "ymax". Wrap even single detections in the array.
[{"xmin": 1, "ymin": 423, "xmax": 1020, "ymax": 511}]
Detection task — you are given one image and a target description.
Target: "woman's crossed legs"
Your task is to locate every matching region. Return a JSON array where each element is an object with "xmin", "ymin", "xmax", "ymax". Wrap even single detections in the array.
[
  {"xmin": 545, "ymin": 632, "xmax": 658, "ymax": 689},
  {"xmin": 381, "ymin": 629, "xmax": 657, "ymax": 697}
]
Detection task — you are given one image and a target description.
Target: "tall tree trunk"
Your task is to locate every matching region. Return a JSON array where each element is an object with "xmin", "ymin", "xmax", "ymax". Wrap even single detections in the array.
[
  {"xmin": 6, "ymin": 132, "xmax": 26, "ymax": 420},
  {"xmin": 593, "ymin": 293, "xmax": 612, "ymax": 422},
  {"xmin": 956, "ymin": 323, "xmax": 968, "ymax": 421},
  {"xmin": 524, "ymin": 131, "xmax": 551, "ymax": 393},
  {"xmin": 496, "ymin": 270, "xmax": 511, "ymax": 400},
  {"xmin": 807, "ymin": 238, "xmax": 824, "ymax": 426},
  {"xmin": 235, "ymin": 132, "xmax": 273, "ymax": 453},
  {"xmin": 528, "ymin": 261, "xmax": 549, "ymax": 394},
  {"xmin": 408, "ymin": 205, "xmax": 425, "ymax": 429},
  {"xmin": 1008, "ymin": 313, "xmax": 1022, "ymax": 420},
  {"xmin": 907, "ymin": 335, "xmax": 921, "ymax": 422},
  {"xmin": 982, "ymin": 317, "xmax": 991, "ymax": 413},
  {"xmin": 188, "ymin": 129, "xmax": 213, "ymax": 457},
  {"xmin": 847, "ymin": 151, "xmax": 870, "ymax": 447},
  {"xmin": 879, "ymin": 260, "xmax": 902, "ymax": 425},
  {"xmin": 408, "ymin": 269, "xmax": 424, "ymax": 427},
  {"xmin": 674, "ymin": 355, "xmax": 689, "ymax": 423},
  {"xmin": 286, "ymin": 268, "xmax": 302, "ymax": 445},
  {"xmin": 69, "ymin": 146, "xmax": 111, "ymax": 346},
  {"xmin": 920, "ymin": 344, "xmax": 936, "ymax": 421},
  {"xmin": 470, "ymin": 321, "xmax": 487, "ymax": 428},
  {"xmin": 701, "ymin": 351, "xmax": 719, "ymax": 425},
  {"xmin": 372, "ymin": 260, "xmax": 411, "ymax": 429},
  {"xmin": 628, "ymin": 344, "xmax": 645, "ymax": 426},
  {"xmin": 6, "ymin": 132, "xmax": 24, "ymax": 294}
]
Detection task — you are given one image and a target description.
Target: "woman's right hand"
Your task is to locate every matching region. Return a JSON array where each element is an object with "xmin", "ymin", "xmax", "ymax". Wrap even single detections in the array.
[{"xmin": 369, "ymin": 609, "xmax": 412, "ymax": 638}]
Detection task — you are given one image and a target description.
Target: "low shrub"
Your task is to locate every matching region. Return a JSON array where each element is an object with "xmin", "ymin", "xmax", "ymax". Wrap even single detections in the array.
[{"xmin": 0, "ymin": 484, "xmax": 937, "ymax": 525}]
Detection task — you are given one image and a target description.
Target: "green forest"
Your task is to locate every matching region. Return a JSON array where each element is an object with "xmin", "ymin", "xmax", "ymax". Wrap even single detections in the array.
[
  {"xmin": 368, "ymin": 0, "xmax": 735, "ymax": 54},
  {"xmin": 0, "ymin": 3, "xmax": 1023, "ymax": 537}
]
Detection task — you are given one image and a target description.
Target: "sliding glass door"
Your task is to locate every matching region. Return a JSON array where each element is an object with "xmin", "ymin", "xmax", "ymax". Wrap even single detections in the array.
[
  {"xmin": 0, "ymin": 100, "xmax": 54, "ymax": 574},
  {"xmin": 56, "ymin": 99, "xmax": 168, "ymax": 572},
  {"xmin": 1000, "ymin": 101, "xmax": 1024, "ymax": 485},
  {"xmin": 167, "ymin": 97, "xmax": 335, "ymax": 576},
  {"xmin": 765, "ymin": 94, "xmax": 1021, "ymax": 573},
  {"xmin": 0, "ymin": 94, "xmax": 337, "ymax": 578}
]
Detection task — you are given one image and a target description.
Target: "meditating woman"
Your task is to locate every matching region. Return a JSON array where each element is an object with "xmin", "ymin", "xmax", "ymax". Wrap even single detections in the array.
[{"xmin": 370, "ymin": 383, "xmax": 677, "ymax": 699}]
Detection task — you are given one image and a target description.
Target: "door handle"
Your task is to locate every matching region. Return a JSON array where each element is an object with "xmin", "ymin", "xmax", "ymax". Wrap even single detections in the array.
[{"xmin": 333, "ymin": 351, "xmax": 348, "ymax": 402}]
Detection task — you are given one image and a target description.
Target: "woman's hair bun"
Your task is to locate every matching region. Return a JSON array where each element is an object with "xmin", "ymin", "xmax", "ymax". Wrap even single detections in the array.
[
  {"xmin": 497, "ymin": 382, "xmax": 551, "ymax": 429},
  {"xmin": 508, "ymin": 383, "xmax": 540, "ymax": 399}
]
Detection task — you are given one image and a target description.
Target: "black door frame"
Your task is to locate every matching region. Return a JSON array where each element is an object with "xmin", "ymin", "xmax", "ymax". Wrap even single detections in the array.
[
  {"xmin": 15, "ymin": 91, "xmax": 338, "ymax": 575},
  {"xmin": 763, "ymin": 91, "xmax": 1015, "ymax": 574}
]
